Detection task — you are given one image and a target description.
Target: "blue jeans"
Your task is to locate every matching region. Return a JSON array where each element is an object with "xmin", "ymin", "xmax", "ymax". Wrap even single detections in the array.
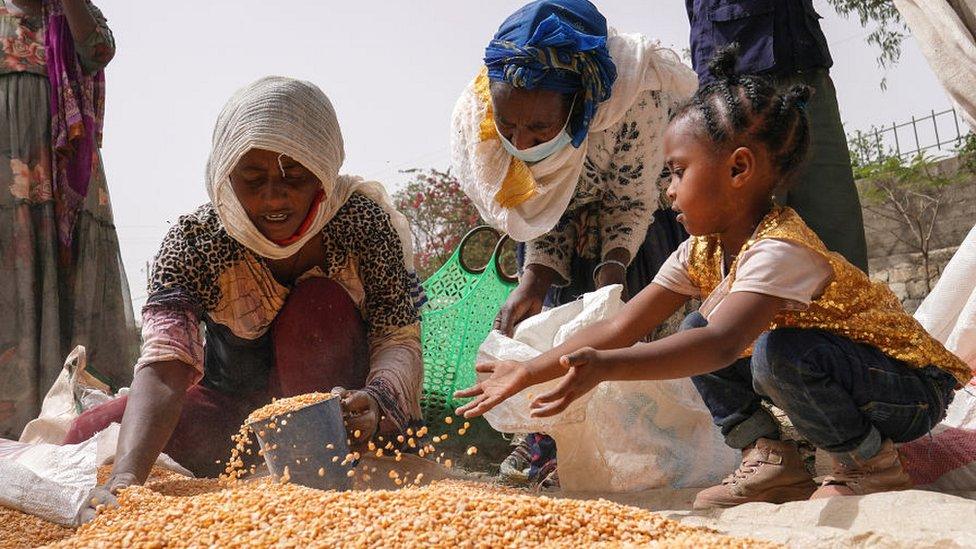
[{"xmin": 684, "ymin": 312, "xmax": 957, "ymax": 463}]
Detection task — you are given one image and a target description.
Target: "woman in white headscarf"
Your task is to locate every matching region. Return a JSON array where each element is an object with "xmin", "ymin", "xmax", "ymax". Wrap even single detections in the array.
[{"xmin": 66, "ymin": 77, "xmax": 423, "ymax": 512}]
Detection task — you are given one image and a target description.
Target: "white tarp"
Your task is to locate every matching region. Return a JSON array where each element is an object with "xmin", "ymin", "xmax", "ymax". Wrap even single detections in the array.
[
  {"xmin": 914, "ymin": 225, "xmax": 976, "ymax": 371},
  {"xmin": 894, "ymin": 0, "xmax": 976, "ymax": 130},
  {"xmin": 594, "ymin": 487, "xmax": 976, "ymax": 548}
]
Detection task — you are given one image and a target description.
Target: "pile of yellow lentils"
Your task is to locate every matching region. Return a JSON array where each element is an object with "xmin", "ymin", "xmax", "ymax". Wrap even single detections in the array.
[
  {"xmin": 1, "ymin": 394, "xmax": 776, "ymax": 547},
  {"xmin": 3, "ymin": 465, "xmax": 775, "ymax": 549},
  {"xmin": 42, "ymin": 478, "xmax": 771, "ymax": 548},
  {"xmin": 246, "ymin": 392, "xmax": 335, "ymax": 424},
  {"xmin": 0, "ymin": 507, "xmax": 73, "ymax": 549}
]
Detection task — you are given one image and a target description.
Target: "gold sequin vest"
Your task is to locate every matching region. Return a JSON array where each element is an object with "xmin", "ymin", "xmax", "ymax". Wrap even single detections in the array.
[{"xmin": 686, "ymin": 207, "xmax": 971, "ymax": 386}]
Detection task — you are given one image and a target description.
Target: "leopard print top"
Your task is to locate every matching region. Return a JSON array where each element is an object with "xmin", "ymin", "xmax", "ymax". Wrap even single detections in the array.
[
  {"xmin": 141, "ymin": 192, "xmax": 423, "ymax": 427},
  {"xmin": 147, "ymin": 192, "xmax": 419, "ymax": 340}
]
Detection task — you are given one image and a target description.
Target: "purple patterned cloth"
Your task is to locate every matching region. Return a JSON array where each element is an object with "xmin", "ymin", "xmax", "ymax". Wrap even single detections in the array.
[{"xmin": 43, "ymin": 0, "xmax": 105, "ymax": 248}]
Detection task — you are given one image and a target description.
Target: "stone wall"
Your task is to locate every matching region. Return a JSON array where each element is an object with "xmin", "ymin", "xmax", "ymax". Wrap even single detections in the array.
[
  {"xmin": 862, "ymin": 156, "xmax": 976, "ymax": 260},
  {"xmin": 863, "ymin": 156, "xmax": 974, "ymax": 313},
  {"xmin": 868, "ymin": 246, "xmax": 960, "ymax": 313}
]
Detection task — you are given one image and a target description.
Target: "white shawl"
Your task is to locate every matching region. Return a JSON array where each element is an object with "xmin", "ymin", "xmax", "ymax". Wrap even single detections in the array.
[
  {"xmin": 451, "ymin": 32, "xmax": 697, "ymax": 242},
  {"xmin": 206, "ymin": 76, "xmax": 414, "ymax": 268}
]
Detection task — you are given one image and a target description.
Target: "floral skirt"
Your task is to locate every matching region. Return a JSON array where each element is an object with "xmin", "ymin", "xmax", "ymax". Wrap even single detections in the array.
[{"xmin": 0, "ymin": 72, "xmax": 137, "ymax": 438}]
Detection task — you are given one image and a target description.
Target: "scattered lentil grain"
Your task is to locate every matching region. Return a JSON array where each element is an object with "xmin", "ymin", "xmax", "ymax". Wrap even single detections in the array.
[{"xmin": 49, "ymin": 480, "xmax": 777, "ymax": 548}]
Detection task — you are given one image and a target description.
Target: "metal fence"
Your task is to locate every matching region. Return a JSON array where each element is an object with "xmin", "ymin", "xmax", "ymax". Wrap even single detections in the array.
[{"xmin": 849, "ymin": 107, "xmax": 972, "ymax": 164}]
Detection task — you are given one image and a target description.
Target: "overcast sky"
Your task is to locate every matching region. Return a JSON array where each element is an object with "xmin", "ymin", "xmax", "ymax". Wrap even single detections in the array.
[{"xmin": 93, "ymin": 1, "xmax": 955, "ymax": 310}]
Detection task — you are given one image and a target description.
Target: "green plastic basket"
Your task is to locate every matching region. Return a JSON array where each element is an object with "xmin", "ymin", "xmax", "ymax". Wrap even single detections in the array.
[{"xmin": 420, "ymin": 226, "xmax": 516, "ymax": 423}]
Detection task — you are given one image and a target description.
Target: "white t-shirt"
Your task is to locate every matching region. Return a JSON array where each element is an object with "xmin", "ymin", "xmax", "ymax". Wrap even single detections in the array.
[{"xmin": 653, "ymin": 238, "xmax": 834, "ymax": 320}]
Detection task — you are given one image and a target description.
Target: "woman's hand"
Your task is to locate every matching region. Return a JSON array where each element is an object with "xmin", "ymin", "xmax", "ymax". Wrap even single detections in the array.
[
  {"xmin": 453, "ymin": 360, "xmax": 535, "ymax": 419},
  {"xmin": 529, "ymin": 347, "xmax": 609, "ymax": 417},
  {"xmin": 77, "ymin": 472, "xmax": 137, "ymax": 524},
  {"xmin": 594, "ymin": 261, "xmax": 627, "ymax": 290},
  {"xmin": 494, "ymin": 286, "xmax": 544, "ymax": 337},
  {"xmin": 59, "ymin": 0, "xmax": 99, "ymax": 47},
  {"xmin": 332, "ymin": 388, "xmax": 379, "ymax": 447},
  {"xmin": 595, "ymin": 248, "xmax": 631, "ymax": 299},
  {"xmin": 494, "ymin": 265, "xmax": 557, "ymax": 336}
]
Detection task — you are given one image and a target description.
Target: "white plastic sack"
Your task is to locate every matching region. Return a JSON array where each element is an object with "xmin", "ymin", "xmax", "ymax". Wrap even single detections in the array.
[
  {"xmin": 4, "ymin": 346, "xmax": 190, "ymax": 525},
  {"xmin": 480, "ymin": 285, "xmax": 739, "ymax": 492},
  {"xmin": 0, "ymin": 438, "xmax": 96, "ymax": 526},
  {"xmin": 0, "ymin": 424, "xmax": 191, "ymax": 526},
  {"xmin": 20, "ymin": 346, "xmax": 121, "ymax": 445}
]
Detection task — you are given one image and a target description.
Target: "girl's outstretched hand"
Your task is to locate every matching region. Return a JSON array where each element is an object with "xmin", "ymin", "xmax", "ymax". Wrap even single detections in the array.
[
  {"xmin": 454, "ymin": 360, "xmax": 532, "ymax": 418},
  {"xmin": 529, "ymin": 347, "xmax": 607, "ymax": 417}
]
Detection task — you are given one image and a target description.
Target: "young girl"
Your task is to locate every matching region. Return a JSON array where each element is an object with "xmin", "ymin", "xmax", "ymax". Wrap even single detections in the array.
[{"xmin": 455, "ymin": 48, "xmax": 971, "ymax": 509}]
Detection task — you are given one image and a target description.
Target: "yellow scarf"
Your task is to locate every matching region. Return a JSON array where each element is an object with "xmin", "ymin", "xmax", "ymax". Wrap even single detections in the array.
[{"xmin": 474, "ymin": 70, "xmax": 538, "ymax": 208}]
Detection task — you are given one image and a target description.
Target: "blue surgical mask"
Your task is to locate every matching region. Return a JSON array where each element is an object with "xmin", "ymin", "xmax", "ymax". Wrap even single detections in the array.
[{"xmin": 496, "ymin": 108, "xmax": 574, "ymax": 163}]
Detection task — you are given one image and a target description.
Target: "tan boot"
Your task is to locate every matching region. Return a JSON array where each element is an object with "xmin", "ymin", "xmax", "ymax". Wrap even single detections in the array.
[
  {"xmin": 693, "ymin": 438, "xmax": 816, "ymax": 509},
  {"xmin": 810, "ymin": 439, "xmax": 913, "ymax": 499}
]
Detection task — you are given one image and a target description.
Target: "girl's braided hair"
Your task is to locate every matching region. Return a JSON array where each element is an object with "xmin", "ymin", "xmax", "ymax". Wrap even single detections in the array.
[{"xmin": 674, "ymin": 44, "xmax": 814, "ymax": 182}]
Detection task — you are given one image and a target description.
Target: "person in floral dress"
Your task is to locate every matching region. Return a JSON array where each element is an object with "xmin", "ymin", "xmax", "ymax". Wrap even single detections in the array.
[{"xmin": 0, "ymin": 0, "xmax": 136, "ymax": 438}]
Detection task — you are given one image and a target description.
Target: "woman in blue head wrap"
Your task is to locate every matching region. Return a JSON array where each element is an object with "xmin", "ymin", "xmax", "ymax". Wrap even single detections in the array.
[
  {"xmin": 484, "ymin": 0, "xmax": 617, "ymax": 153},
  {"xmin": 451, "ymin": 0, "xmax": 698, "ymax": 487}
]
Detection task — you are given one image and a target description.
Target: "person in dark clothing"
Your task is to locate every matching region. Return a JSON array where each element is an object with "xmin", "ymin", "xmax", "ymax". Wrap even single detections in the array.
[{"xmin": 685, "ymin": 0, "xmax": 869, "ymax": 272}]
